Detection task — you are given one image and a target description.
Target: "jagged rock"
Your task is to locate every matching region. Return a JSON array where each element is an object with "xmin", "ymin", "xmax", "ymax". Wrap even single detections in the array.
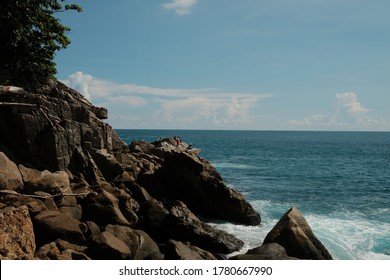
[
  {"xmin": 82, "ymin": 183, "xmax": 138, "ymax": 227},
  {"xmin": 0, "ymin": 206, "xmax": 35, "ymax": 259},
  {"xmin": 33, "ymin": 210, "xmax": 86, "ymax": 246},
  {"xmin": 163, "ymin": 201, "xmax": 244, "ymax": 254},
  {"xmin": 105, "ymin": 224, "xmax": 164, "ymax": 260},
  {"xmin": 0, "ymin": 152, "xmax": 23, "ymax": 191},
  {"xmin": 263, "ymin": 207, "xmax": 333, "ymax": 260},
  {"xmin": 138, "ymin": 198, "xmax": 169, "ymax": 231},
  {"xmin": 91, "ymin": 106, "xmax": 108, "ymax": 120},
  {"xmin": 90, "ymin": 149, "xmax": 125, "ymax": 182},
  {"xmin": 0, "ymin": 81, "xmax": 333, "ymax": 260},
  {"xmin": 136, "ymin": 140, "xmax": 260, "ymax": 226},
  {"xmin": 230, "ymin": 243, "xmax": 295, "ymax": 260},
  {"xmin": 86, "ymin": 231, "xmax": 131, "ymax": 260},
  {"xmin": 0, "ymin": 80, "xmax": 126, "ymax": 175}
]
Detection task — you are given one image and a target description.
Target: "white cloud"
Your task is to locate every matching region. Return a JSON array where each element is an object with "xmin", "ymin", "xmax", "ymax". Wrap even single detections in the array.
[
  {"xmin": 336, "ymin": 92, "xmax": 369, "ymax": 114},
  {"xmin": 286, "ymin": 92, "xmax": 385, "ymax": 130},
  {"xmin": 61, "ymin": 71, "xmax": 270, "ymax": 129},
  {"xmin": 157, "ymin": 95, "xmax": 258, "ymax": 127},
  {"xmin": 162, "ymin": 0, "xmax": 198, "ymax": 16},
  {"xmin": 62, "ymin": 71, "xmax": 94, "ymax": 101}
]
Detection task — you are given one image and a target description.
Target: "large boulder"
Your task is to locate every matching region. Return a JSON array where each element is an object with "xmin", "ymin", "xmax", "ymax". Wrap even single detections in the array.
[
  {"xmin": 0, "ymin": 152, "xmax": 23, "ymax": 191},
  {"xmin": 136, "ymin": 139, "xmax": 261, "ymax": 226},
  {"xmin": 263, "ymin": 207, "xmax": 333, "ymax": 260},
  {"xmin": 105, "ymin": 224, "xmax": 164, "ymax": 260},
  {"xmin": 33, "ymin": 210, "xmax": 86, "ymax": 246},
  {"xmin": 0, "ymin": 206, "xmax": 36, "ymax": 259},
  {"xmin": 86, "ymin": 231, "xmax": 131, "ymax": 260},
  {"xmin": 162, "ymin": 201, "xmax": 244, "ymax": 254}
]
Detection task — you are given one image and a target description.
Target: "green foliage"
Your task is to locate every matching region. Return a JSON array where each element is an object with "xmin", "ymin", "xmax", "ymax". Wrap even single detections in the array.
[{"xmin": 0, "ymin": 0, "xmax": 82, "ymax": 90}]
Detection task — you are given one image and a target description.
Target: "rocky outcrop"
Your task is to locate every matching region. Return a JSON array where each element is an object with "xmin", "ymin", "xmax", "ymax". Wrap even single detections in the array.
[
  {"xmin": 0, "ymin": 80, "xmax": 332, "ymax": 260},
  {"xmin": 0, "ymin": 80, "xmax": 261, "ymax": 259},
  {"xmin": 262, "ymin": 207, "xmax": 333, "ymax": 260}
]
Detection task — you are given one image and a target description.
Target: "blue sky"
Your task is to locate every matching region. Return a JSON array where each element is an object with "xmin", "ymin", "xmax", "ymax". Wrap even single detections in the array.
[{"xmin": 56, "ymin": 0, "xmax": 390, "ymax": 131}]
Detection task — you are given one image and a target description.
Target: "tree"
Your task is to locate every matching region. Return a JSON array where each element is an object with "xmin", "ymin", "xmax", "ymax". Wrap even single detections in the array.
[{"xmin": 0, "ymin": 0, "xmax": 82, "ymax": 90}]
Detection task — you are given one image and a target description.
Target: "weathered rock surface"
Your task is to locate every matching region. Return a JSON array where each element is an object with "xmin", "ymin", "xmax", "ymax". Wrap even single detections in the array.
[
  {"xmin": 0, "ymin": 80, "xmax": 332, "ymax": 260},
  {"xmin": 263, "ymin": 207, "xmax": 333, "ymax": 260},
  {"xmin": 0, "ymin": 206, "xmax": 35, "ymax": 259},
  {"xmin": 0, "ymin": 152, "xmax": 23, "ymax": 191}
]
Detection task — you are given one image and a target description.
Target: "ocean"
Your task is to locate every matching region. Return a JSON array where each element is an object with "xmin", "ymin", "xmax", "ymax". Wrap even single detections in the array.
[{"xmin": 115, "ymin": 129, "xmax": 390, "ymax": 260}]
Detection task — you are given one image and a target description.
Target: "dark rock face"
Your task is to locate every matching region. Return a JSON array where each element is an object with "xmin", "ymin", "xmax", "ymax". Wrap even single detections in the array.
[
  {"xmin": 263, "ymin": 207, "xmax": 333, "ymax": 260},
  {"xmin": 0, "ymin": 80, "xmax": 332, "ymax": 260},
  {"xmin": 135, "ymin": 142, "xmax": 261, "ymax": 226}
]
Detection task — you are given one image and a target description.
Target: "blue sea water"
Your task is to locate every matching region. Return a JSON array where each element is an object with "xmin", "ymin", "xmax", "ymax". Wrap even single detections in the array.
[{"xmin": 116, "ymin": 129, "xmax": 390, "ymax": 260}]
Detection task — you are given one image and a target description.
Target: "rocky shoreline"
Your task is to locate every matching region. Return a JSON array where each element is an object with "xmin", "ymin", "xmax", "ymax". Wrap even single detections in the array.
[{"xmin": 0, "ymin": 81, "xmax": 332, "ymax": 260}]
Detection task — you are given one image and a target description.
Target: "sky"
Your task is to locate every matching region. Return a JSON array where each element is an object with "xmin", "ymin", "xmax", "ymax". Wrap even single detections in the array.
[{"xmin": 55, "ymin": 0, "xmax": 390, "ymax": 131}]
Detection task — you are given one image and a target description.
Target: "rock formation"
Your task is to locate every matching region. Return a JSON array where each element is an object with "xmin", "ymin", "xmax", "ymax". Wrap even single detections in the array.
[
  {"xmin": 0, "ymin": 81, "xmax": 332, "ymax": 260},
  {"xmin": 262, "ymin": 207, "xmax": 333, "ymax": 260}
]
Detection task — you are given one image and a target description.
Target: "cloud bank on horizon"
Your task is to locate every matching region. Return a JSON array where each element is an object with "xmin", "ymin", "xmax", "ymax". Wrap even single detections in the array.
[
  {"xmin": 62, "ymin": 71, "xmax": 270, "ymax": 130},
  {"xmin": 62, "ymin": 71, "xmax": 388, "ymax": 131}
]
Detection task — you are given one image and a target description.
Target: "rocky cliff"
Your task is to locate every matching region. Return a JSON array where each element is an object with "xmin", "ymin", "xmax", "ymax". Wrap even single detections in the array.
[{"xmin": 0, "ymin": 81, "xmax": 332, "ymax": 260}]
